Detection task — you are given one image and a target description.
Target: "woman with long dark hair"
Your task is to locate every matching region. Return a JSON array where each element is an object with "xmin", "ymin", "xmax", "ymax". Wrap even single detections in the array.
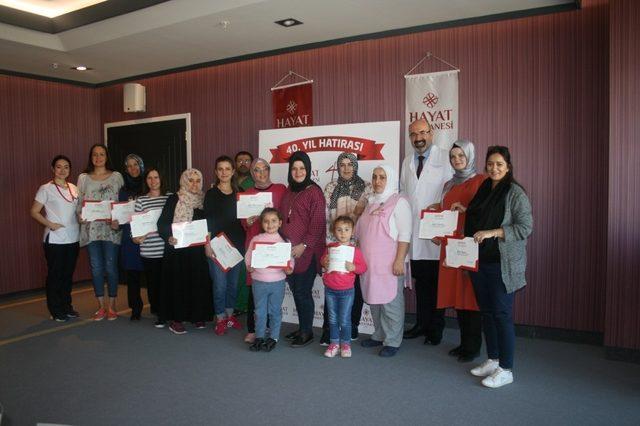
[
  {"xmin": 204, "ymin": 156, "xmax": 246, "ymax": 335},
  {"xmin": 278, "ymin": 151, "xmax": 326, "ymax": 347},
  {"xmin": 465, "ymin": 146, "xmax": 533, "ymax": 388},
  {"xmin": 132, "ymin": 168, "xmax": 170, "ymax": 327},
  {"xmin": 31, "ymin": 155, "xmax": 80, "ymax": 321},
  {"xmin": 77, "ymin": 144, "xmax": 123, "ymax": 321}
]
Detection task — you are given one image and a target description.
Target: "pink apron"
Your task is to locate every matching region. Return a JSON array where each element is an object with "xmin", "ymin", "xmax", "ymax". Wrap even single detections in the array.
[{"xmin": 356, "ymin": 193, "xmax": 403, "ymax": 305}]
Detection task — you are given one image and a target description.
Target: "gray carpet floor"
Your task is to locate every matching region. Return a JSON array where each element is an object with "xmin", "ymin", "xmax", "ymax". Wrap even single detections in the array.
[{"xmin": 1, "ymin": 284, "xmax": 639, "ymax": 426}]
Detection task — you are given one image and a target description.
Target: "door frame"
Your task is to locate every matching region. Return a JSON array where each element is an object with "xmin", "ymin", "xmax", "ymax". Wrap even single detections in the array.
[{"xmin": 103, "ymin": 113, "xmax": 192, "ymax": 168}]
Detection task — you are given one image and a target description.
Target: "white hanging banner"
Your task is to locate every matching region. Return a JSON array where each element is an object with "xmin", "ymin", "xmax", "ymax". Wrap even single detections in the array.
[
  {"xmin": 405, "ymin": 70, "xmax": 459, "ymax": 154},
  {"xmin": 259, "ymin": 121, "xmax": 401, "ymax": 335}
]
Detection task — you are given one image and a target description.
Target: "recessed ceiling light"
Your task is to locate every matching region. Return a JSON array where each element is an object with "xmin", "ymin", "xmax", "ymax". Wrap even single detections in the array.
[
  {"xmin": 71, "ymin": 66, "xmax": 92, "ymax": 71},
  {"xmin": 275, "ymin": 18, "xmax": 302, "ymax": 28}
]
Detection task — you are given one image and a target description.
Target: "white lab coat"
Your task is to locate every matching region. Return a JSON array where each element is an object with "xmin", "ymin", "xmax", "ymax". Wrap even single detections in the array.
[{"xmin": 400, "ymin": 146, "xmax": 454, "ymax": 260}]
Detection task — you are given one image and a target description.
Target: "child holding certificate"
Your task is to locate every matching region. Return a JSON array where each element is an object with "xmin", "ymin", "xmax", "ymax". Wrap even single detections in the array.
[
  {"xmin": 244, "ymin": 208, "xmax": 293, "ymax": 352},
  {"xmin": 320, "ymin": 216, "xmax": 367, "ymax": 358}
]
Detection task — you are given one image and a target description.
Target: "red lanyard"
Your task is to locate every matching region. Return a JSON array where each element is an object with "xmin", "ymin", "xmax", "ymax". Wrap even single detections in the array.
[{"xmin": 54, "ymin": 182, "xmax": 76, "ymax": 203}]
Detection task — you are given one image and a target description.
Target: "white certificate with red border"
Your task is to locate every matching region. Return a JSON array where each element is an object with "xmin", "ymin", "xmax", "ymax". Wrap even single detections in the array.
[
  {"xmin": 130, "ymin": 209, "xmax": 162, "ymax": 238},
  {"xmin": 419, "ymin": 209, "xmax": 458, "ymax": 239},
  {"xmin": 210, "ymin": 232, "xmax": 243, "ymax": 271},
  {"xmin": 111, "ymin": 200, "xmax": 136, "ymax": 224},
  {"xmin": 251, "ymin": 242, "xmax": 292, "ymax": 269},
  {"xmin": 444, "ymin": 237, "xmax": 479, "ymax": 271},
  {"xmin": 237, "ymin": 192, "xmax": 272, "ymax": 219},
  {"xmin": 171, "ymin": 219, "xmax": 208, "ymax": 249},
  {"xmin": 81, "ymin": 200, "xmax": 112, "ymax": 222}
]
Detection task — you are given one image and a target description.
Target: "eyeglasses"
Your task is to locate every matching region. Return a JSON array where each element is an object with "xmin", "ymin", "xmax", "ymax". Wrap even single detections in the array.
[
  {"xmin": 237, "ymin": 159, "xmax": 252, "ymax": 164},
  {"xmin": 409, "ymin": 130, "xmax": 432, "ymax": 139}
]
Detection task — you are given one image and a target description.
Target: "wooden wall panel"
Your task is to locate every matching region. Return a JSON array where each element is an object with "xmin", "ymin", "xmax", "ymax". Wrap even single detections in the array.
[
  {"xmin": 100, "ymin": 1, "xmax": 609, "ymax": 333},
  {"xmin": 606, "ymin": 0, "xmax": 640, "ymax": 349},
  {"xmin": 0, "ymin": 75, "xmax": 100, "ymax": 295}
]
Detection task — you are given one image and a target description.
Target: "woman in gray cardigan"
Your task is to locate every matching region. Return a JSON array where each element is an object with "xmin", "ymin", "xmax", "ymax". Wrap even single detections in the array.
[{"xmin": 464, "ymin": 145, "xmax": 533, "ymax": 389}]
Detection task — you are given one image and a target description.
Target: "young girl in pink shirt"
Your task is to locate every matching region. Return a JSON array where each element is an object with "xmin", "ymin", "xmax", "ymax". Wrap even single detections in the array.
[
  {"xmin": 320, "ymin": 216, "xmax": 367, "ymax": 358},
  {"xmin": 245, "ymin": 208, "xmax": 293, "ymax": 352}
]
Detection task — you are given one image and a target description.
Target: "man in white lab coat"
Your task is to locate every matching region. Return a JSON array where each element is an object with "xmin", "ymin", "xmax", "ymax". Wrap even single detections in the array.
[{"xmin": 400, "ymin": 118, "xmax": 453, "ymax": 345}]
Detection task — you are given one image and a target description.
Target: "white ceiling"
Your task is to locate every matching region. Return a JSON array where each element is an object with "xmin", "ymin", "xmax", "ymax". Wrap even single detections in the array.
[{"xmin": 0, "ymin": 0, "xmax": 573, "ymax": 85}]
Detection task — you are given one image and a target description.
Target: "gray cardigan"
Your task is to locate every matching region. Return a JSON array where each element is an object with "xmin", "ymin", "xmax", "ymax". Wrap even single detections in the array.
[{"xmin": 498, "ymin": 183, "xmax": 533, "ymax": 293}]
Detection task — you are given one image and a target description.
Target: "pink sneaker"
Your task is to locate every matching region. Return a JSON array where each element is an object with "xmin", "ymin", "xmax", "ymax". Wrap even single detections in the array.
[
  {"xmin": 226, "ymin": 315, "xmax": 242, "ymax": 330},
  {"xmin": 169, "ymin": 321, "xmax": 187, "ymax": 335},
  {"xmin": 214, "ymin": 318, "xmax": 227, "ymax": 335},
  {"xmin": 340, "ymin": 344, "xmax": 352, "ymax": 358},
  {"xmin": 324, "ymin": 343, "xmax": 340, "ymax": 358},
  {"xmin": 107, "ymin": 309, "xmax": 118, "ymax": 321},
  {"xmin": 92, "ymin": 308, "xmax": 106, "ymax": 321}
]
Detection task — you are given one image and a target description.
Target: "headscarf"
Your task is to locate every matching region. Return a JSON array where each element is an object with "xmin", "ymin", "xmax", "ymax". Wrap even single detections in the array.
[
  {"xmin": 368, "ymin": 163, "xmax": 399, "ymax": 204},
  {"xmin": 328, "ymin": 152, "xmax": 366, "ymax": 209},
  {"xmin": 250, "ymin": 158, "xmax": 272, "ymax": 190},
  {"xmin": 123, "ymin": 153, "xmax": 145, "ymax": 196},
  {"xmin": 287, "ymin": 151, "xmax": 317, "ymax": 192},
  {"xmin": 442, "ymin": 139, "xmax": 477, "ymax": 197},
  {"xmin": 174, "ymin": 168, "xmax": 204, "ymax": 223}
]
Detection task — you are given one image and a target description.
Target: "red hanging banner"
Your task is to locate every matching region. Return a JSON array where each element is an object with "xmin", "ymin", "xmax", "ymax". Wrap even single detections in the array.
[{"xmin": 272, "ymin": 82, "xmax": 313, "ymax": 129}]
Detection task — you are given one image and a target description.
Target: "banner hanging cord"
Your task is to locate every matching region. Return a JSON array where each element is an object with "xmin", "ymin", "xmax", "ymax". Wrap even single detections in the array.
[
  {"xmin": 404, "ymin": 52, "xmax": 459, "ymax": 77},
  {"xmin": 271, "ymin": 70, "xmax": 314, "ymax": 91}
]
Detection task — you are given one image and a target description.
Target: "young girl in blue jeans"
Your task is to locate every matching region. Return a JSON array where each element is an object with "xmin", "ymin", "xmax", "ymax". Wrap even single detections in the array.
[
  {"xmin": 245, "ymin": 208, "xmax": 294, "ymax": 352},
  {"xmin": 320, "ymin": 216, "xmax": 367, "ymax": 358}
]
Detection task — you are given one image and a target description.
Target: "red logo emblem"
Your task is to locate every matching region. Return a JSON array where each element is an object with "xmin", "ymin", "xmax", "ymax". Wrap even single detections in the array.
[{"xmin": 422, "ymin": 92, "xmax": 439, "ymax": 108}]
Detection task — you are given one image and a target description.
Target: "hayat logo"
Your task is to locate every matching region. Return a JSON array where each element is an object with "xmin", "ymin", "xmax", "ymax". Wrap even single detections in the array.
[
  {"xmin": 286, "ymin": 100, "xmax": 297, "ymax": 115},
  {"xmin": 422, "ymin": 92, "xmax": 439, "ymax": 108}
]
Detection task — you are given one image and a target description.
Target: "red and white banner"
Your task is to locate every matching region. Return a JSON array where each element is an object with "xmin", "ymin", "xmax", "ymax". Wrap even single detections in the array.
[
  {"xmin": 405, "ymin": 70, "xmax": 459, "ymax": 153},
  {"xmin": 272, "ymin": 82, "xmax": 313, "ymax": 129},
  {"xmin": 259, "ymin": 121, "xmax": 401, "ymax": 334}
]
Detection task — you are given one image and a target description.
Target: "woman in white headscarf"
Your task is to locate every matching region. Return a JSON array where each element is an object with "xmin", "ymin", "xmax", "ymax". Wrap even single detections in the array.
[
  {"xmin": 431, "ymin": 140, "xmax": 486, "ymax": 362},
  {"xmin": 157, "ymin": 168, "xmax": 213, "ymax": 335},
  {"xmin": 354, "ymin": 164, "xmax": 412, "ymax": 357}
]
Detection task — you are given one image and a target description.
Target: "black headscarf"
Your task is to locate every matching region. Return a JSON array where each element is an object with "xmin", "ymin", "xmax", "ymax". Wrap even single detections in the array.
[
  {"xmin": 287, "ymin": 151, "xmax": 317, "ymax": 192},
  {"xmin": 465, "ymin": 176, "xmax": 512, "ymax": 261},
  {"xmin": 123, "ymin": 153, "xmax": 145, "ymax": 197},
  {"xmin": 328, "ymin": 152, "xmax": 366, "ymax": 209}
]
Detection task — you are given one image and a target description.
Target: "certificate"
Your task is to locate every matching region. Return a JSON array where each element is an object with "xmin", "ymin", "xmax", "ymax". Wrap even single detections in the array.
[
  {"xmin": 81, "ymin": 200, "xmax": 112, "ymax": 221},
  {"xmin": 210, "ymin": 233, "xmax": 244, "ymax": 271},
  {"xmin": 237, "ymin": 192, "xmax": 272, "ymax": 219},
  {"xmin": 130, "ymin": 209, "xmax": 162, "ymax": 238},
  {"xmin": 419, "ymin": 209, "xmax": 459, "ymax": 239},
  {"xmin": 171, "ymin": 219, "xmax": 208, "ymax": 249},
  {"xmin": 251, "ymin": 242, "xmax": 292, "ymax": 269},
  {"xmin": 444, "ymin": 237, "xmax": 479, "ymax": 271},
  {"xmin": 327, "ymin": 245, "xmax": 355, "ymax": 273},
  {"xmin": 111, "ymin": 200, "xmax": 136, "ymax": 224}
]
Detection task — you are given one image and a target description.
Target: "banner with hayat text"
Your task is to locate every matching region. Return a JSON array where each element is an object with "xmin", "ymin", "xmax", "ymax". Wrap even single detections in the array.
[
  {"xmin": 405, "ymin": 70, "xmax": 459, "ymax": 154},
  {"xmin": 259, "ymin": 121, "xmax": 401, "ymax": 334},
  {"xmin": 272, "ymin": 82, "xmax": 313, "ymax": 128}
]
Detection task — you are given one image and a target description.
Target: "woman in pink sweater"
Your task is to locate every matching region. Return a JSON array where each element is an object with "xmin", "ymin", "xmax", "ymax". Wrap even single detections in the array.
[{"xmin": 245, "ymin": 208, "xmax": 294, "ymax": 352}]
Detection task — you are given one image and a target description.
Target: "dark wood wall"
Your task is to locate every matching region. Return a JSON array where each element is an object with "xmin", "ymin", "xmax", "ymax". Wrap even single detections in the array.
[
  {"xmin": 606, "ymin": 0, "xmax": 640, "ymax": 350},
  {"xmin": 100, "ymin": 1, "xmax": 609, "ymax": 334},
  {"xmin": 0, "ymin": 76, "xmax": 100, "ymax": 294}
]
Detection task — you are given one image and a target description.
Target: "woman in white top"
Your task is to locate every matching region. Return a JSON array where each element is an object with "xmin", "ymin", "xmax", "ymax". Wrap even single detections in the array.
[
  {"xmin": 31, "ymin": 155, "xmax": 80, "ymax": 322},
  {"xmin": 76, "ymin": 144, "xmax": 124, "ymax": 321}
]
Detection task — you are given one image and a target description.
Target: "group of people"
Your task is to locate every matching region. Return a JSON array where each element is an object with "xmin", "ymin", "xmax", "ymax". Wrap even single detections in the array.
[{"xmin": 31, "ymin": 118, "xmax": 532, "ymax": 389}]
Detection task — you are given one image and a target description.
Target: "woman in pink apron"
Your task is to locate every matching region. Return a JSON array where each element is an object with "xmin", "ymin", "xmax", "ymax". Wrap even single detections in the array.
[{"xmin": 355, "ymin": 164, "xmax": 412, "ymax": 357}]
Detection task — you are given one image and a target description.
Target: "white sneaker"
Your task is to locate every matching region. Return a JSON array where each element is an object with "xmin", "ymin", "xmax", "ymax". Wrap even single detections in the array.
[
  {"xmin": 470, "ymin": 359, "xmax": 499, "ymax": 377},
  {"xmin": 481, "ymin": 367, "xmax": 513, "ymax": 388}
]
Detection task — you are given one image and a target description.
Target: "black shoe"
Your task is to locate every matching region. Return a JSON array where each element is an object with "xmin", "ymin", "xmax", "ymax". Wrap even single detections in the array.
[
  {"xmin": 360, "ymin": 338, "xmax": 383, "ymax": 348},
  {"xmin": 448, "ymin": 345, "xmax": 463, "ymax": 356},
  {"xmin": 319, "ymin": 329, "xmax": 330, "ymax": 346},
  {"xmin": 285, "ymin": 330, "xmax": 300, "ymax": 341},
  {"xmin": 52, "ymin": 315, "xmax": 68, "ymax": 323},
  {"xmin": 250, "ymin": 338, "xmax": 264, "ymax": 352},
  {"xmin": 351, "ymin": 327, "xmax": 359, "ymax": 341},
  {"xmin": 154, "ymin": 320, "xmax": 166, "ymax": 329},
  {"xmin": 290, "ymin": 332, "xmax": 314, "ymax": 348},
  {"xmin": 130, "ymin": 313, "xmax": 141, "ymax": 321},
  {"xmin": 424, "ymin": 332, "xmax": 443, "ymax": 346},
  {"xmin": 261, "ymin": 338, "xmax": 277, "ymax": 352},
  {"xmin": 66, "ymin": 310, "xmax": 80, "ymax": 319},
  {"xmin": 379, "ymin": 346, "xmax": 399, "ymax": 357},
  {"xmin": 403, "ymin": 325, "xmax": 426, "ymax": 339},
  {"xmin": 457, "ymin": 351, "xmax": 479, "ymax": 363}
]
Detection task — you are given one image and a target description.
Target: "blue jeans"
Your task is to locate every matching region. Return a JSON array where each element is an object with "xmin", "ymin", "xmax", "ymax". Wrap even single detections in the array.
[
  {"xmin": 208, "ymin": 259, "xmax": 241, "ymax": 316},
  {"xmin": 469, "ymin": 262, "xmax": 515, "ymax": 369},
  {"xmin": 252, "ymin": 280, "xmax": 286, "ymax": 339},
  {"xmin": 286, "ymin": 257, "xmax": 317, "ymax": 334},
  {"xmin": 87, "ymin": 240, "xmax": 119, "ymax": 298},
  {"xmin": 325, "ymin": 287, "xmax": 355, "ymax": 344}
]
